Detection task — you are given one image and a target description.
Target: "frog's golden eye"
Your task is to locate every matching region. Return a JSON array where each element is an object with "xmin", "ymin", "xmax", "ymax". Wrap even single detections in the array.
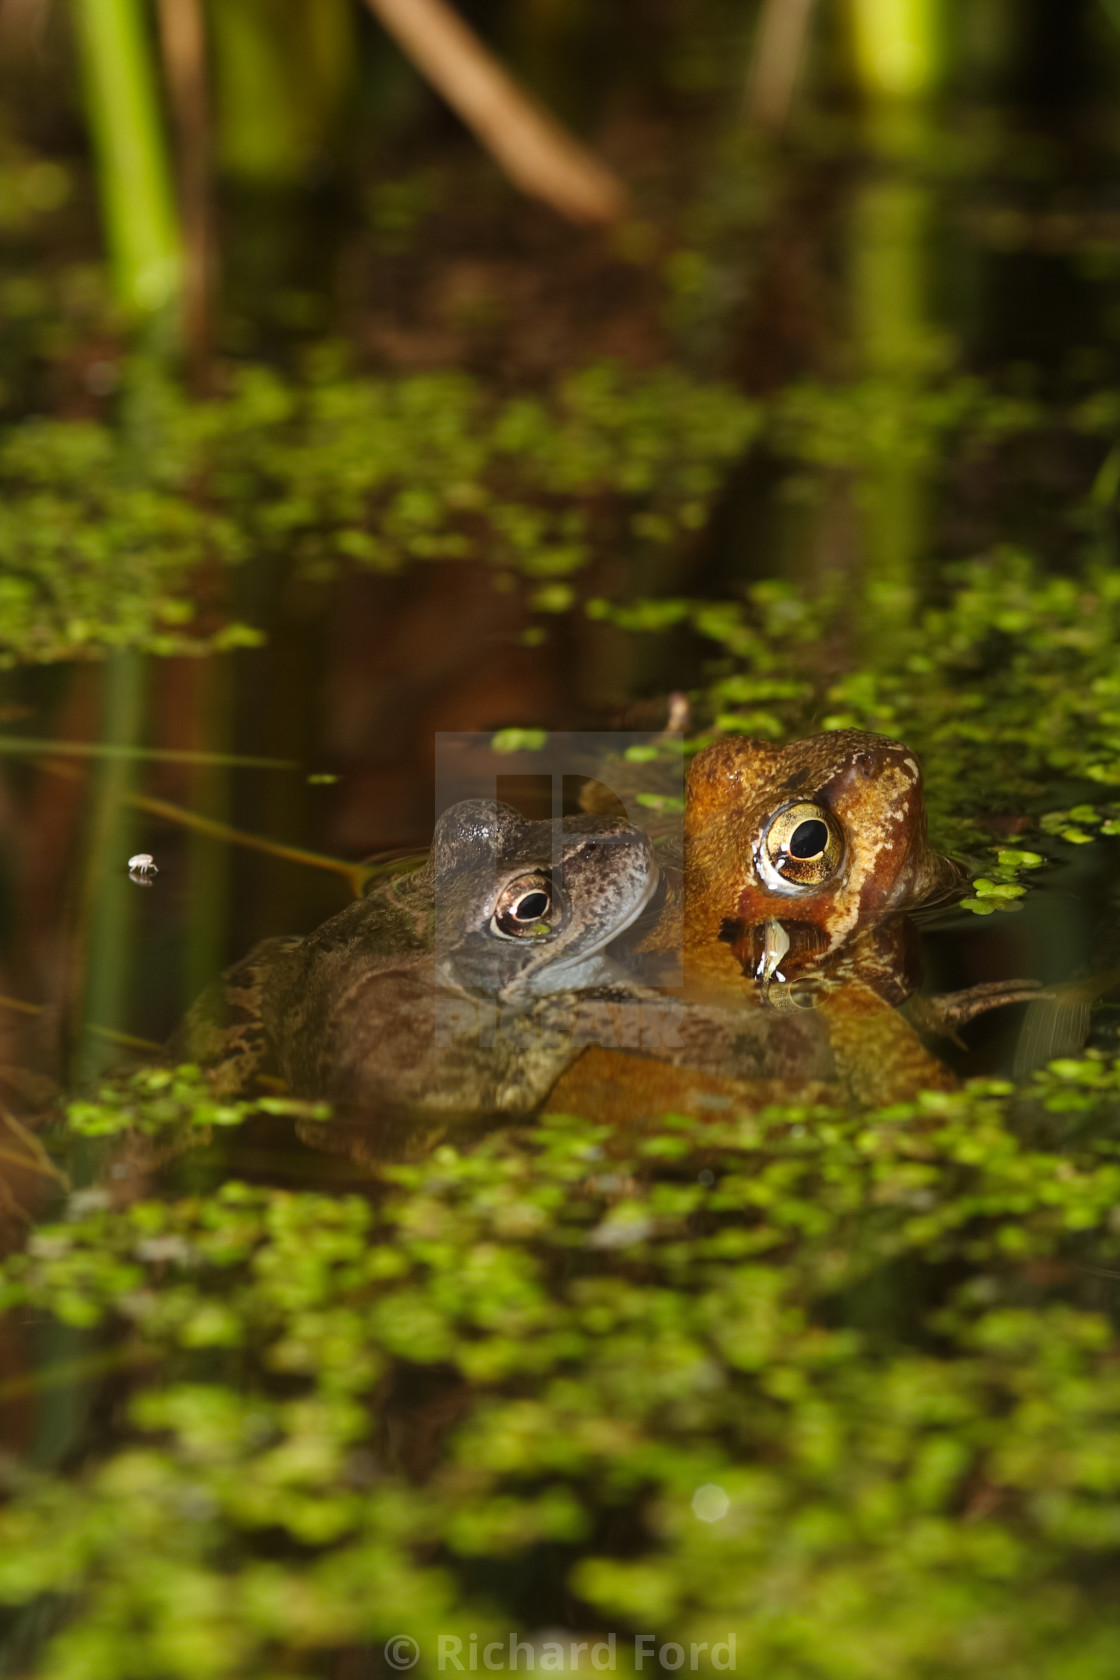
[
  {"xmin": 759, "ymin": 802, "xmax": 844, "ymax": 890},
  {"xmin": 490, "ymin": 872, "xmax": 557, "ymax": 939}
]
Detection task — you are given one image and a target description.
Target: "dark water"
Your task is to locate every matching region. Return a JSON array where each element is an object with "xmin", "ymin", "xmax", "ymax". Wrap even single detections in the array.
[{"xmin": 0, "ymin": 561, "xmax": 1112, "ymax": 1114}]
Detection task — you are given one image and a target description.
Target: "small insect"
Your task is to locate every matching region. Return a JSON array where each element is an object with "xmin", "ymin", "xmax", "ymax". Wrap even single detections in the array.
[{"xmin": 127, "ymin": 853, "xmax": 158, "ymax": 875}]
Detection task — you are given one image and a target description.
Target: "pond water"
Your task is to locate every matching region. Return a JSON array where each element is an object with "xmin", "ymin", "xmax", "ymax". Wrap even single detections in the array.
[{"xmin": 4, "ymin": 55, "xmax": 1120, "ymax": 1680}]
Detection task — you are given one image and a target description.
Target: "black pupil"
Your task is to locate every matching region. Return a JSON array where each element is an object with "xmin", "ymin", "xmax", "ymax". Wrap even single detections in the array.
[
  {"xmin": 513, "ymin": 891, "xmax": 549, "ymax": 921},
  {"xmin": 789, "ymin": 819, "xmax": 828, "ymax": 860}
]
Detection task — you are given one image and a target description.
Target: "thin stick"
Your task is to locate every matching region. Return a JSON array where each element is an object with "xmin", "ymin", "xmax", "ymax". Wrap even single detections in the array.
[
  {"xmin": 156, "ymin": 0, "xmax": 214, "ymax": 377},
  {"xmin": 36, "ymin": 757, "xmax": 371, "ymax": 896},
  {"xmin": 0, "ymin": 1143, "xmax": 61, "ymax": 1182},
  {"xmin": 745, "ymin": 0, "xmax": 818, "ymax": 130},
  {"xmin": 0, "ymin": 993, "xmax": 163, "ymax": 1055},
  {"xmin": 0, "ymin": 1106, "xmax": 69, "ymax": 1184},
  {"xmin": 129, "ymin": 790, "xmax": 373, "ymax": 896},
  {"xmin": 0, "ymin": 993, "xmax": 41, "ymax": 1017},
  {"xmin": 0, "ymin": 737, "xmax": 295, "ymax": 769},
  {"xmin": 0, "ymin": 1344, "xmax": 160, "ymax": 1404},
  {"xmin": 0, "ymin": 1135, "xmax": 67, "ymax": 1189},
  {"xmin": 86, "ymin": 1023, "xmax": 165, "ymax": 1052},
  {"xmin": 363, "ymin": 0, "xmax": 625, "ymax": 224}
]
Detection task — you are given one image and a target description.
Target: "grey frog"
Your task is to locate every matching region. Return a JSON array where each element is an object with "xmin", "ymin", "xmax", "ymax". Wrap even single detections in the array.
[
  {"xmin": 192, "ymin": 799, "xmax": 659, "ymax": 1121},
  {"xmin": 428, "ymin": 798, "xmax": 659, "ymax": 999}
]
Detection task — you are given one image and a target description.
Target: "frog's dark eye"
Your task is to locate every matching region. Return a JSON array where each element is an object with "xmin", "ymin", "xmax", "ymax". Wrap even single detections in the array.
[
  {"xmin": 759, "ymin": 802, "xmax": 844, "ymax": 890},
  {"xmin": 490, "ymin": 872, "xmax": 557, "ymax": 940}
]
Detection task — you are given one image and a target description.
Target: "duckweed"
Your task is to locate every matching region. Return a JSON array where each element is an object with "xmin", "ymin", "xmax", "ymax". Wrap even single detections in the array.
[
  {"xmin": 5, "ymin": 1063, "xmax": 1120, "ymax": 1675},
  {"xmin": 7, "ymin": 339, "xmax": 1120, "ymax": 912},
  {"xmin": 64, "ymin": 1063, "xmax": 330, "ymax": 1138},
  {"xmin": 588, "ymin": 542, "xmax": 1120, "ymax": 885},
  {"xmin": 0, "ymin": 360, "xmax": 757, "ymax": 666}
]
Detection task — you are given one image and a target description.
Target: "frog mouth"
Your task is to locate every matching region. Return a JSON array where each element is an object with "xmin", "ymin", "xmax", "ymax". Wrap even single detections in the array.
[{"xmin": 722, "ymin": 915, "xmax": 831, "ymax": 981}]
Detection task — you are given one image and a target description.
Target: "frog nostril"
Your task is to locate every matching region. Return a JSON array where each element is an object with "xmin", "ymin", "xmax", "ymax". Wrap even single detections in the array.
[{"xmin": 572, "ymin": 839, "xmax": 605, "ymax": 859}]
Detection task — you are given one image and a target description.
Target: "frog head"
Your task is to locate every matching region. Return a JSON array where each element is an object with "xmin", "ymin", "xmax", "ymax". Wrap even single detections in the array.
[
  {"xmin": 684, "ymin": 730, "xmax": 960, "ymax": 986},
  {"xmin": 432, "ymin": 799, "xmax": 658, "ymax": 1000}
]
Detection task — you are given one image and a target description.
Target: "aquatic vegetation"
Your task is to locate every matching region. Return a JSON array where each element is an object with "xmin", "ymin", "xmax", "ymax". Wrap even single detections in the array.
[
  {"xmin": 4, "ymin": 1062, "xmax": 1120, "ymax": 1675},
  {"xmin": 1, "ymin": 325, "xmax": 1119, "ymax": 1680},
  {"xmin": 5, "ymin": 343, "xmax": 1119, "ymax": 909},
  {"xmin": 0, "ymin": 406, "xmax": 252, "ymax": 664},
  {"xmin": 0, "ymin": 359, "xmax": 756, "ymax": 666},
  {"xmin": 815, "ymin": 549, "xmax": 1120, "ymax": 839},
  {"xmin": 588, "ymin": 542, "xmax": 1120, "ymax": 898},
  {"xmin": 63, "ymin": 1062, "xmax": 329, "ymax": 1139}
]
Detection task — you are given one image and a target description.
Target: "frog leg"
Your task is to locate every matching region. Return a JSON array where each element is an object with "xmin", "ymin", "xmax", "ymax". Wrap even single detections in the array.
[
  {"xmin": 543, "ymin": 1044, "xmax": 836, "ymax": 1124},
  {"xmin": 170, "ymin": 935, "xmax": 301, "ymax": 1097},
  {"xmin": 904, "ymin": 979, "xmax": 1047, "ymax": 1046},
  {"xmin": 815, "ymin": 981, "xmax": 957, "ymax": 1105}
]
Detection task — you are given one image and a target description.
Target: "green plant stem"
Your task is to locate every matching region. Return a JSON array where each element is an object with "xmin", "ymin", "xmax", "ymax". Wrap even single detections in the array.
[
  {"xmin": 849, "ymin": 166, "xmax": 931, "ymax": 627},
  {"xmin": 71, "ymin": 0, "xmax": 182, "ymax": 316},
  {"xmin": 846, "ymin": 0, "xmax": 943, "ymax": 100},
  {"xmin": 210, "ymin": 0, "xmax": 353, "ymax": 184},
  {"xmin": 73, "ymin": 652, "xmax": 145, "ymax": 1086}
]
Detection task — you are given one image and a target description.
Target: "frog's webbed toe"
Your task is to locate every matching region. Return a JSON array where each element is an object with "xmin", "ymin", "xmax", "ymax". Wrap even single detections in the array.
[{"xmin": 1008, "ymin": 964, "xmax": 1120, "ymax": 1076}]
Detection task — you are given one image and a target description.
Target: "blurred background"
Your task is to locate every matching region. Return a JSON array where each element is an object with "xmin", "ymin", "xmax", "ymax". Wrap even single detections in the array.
[
  {"xmin": 5, "ymin": 15, "xmax": 1120, "ymax": 1674},
  {"xmin": 0, "ymin": 0, "xmax": 1119, "ymax": 1082}
]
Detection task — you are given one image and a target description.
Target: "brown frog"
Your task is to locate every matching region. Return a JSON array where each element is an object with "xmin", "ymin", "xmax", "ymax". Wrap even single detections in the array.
[
  {"xmin": 682, "ymin": 730, "xmax": 954, "ymax": 990},
  {"xmin": 548, "ymin": 729, "xmax": 1037, "ymax": 1118}
]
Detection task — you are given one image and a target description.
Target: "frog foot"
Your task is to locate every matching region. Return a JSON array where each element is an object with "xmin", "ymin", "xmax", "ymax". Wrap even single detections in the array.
[{"xmin": 906, "ymin": 979, "xmax": 1048, "ymax": 1046}]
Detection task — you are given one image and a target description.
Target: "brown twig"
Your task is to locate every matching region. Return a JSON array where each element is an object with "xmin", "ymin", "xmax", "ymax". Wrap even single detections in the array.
[
  {"xmin": 37, "ymin": 757, "xmax": 373, "ymax": 898},
  {"xmin": 0, "ymin": 994, "xmax": 163, "ymax": 1056},
  {"xmin": 745, "ymin": 0, "xmax": 818, "ymax": 130},
  {"xmin": 363, "ymin": 0, "xmax": 626, "ymax": 224},
  {"xmin": 130, "ymin": 789, "xmax": 374, "ymax": 896},
  {"xmin": 0, "ymin": 1105, "xmax": 68, "ymax": 1186},
  {"xmin": 0, "ymin": 993, "xmax": 40, "ymax": 1018},
  {"xmin": 0, "ymin": 1344, "xmax": 161, "ymax": 1404},
  {"xmin": 0, "ymin": 1139, "xmax": 63, "ymax": 1188}
]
